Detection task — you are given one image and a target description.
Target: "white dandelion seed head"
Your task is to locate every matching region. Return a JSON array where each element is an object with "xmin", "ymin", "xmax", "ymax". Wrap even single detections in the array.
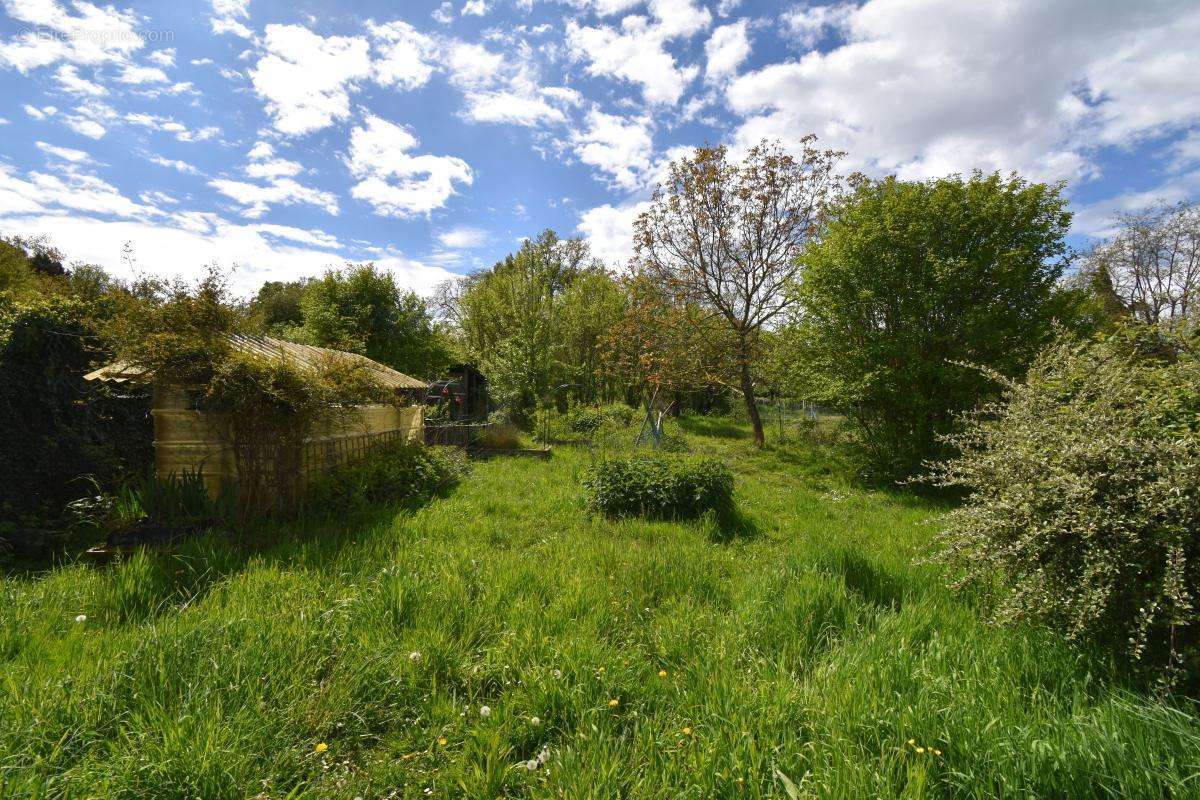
[
  {"xmin": 479, "ymin": 705, "xmax": 491, "ymax": 717},
  {"xmin": 529, "ymin": 716, "xmax": 540, "ymax": 726},
  {"xmin": 74, "ymin": 614, "xmax": 87, "ymax": 623},
  {"xmin": 552, "ymin": 669, "xmax": 562, "ymax": 678},
  {"xmin": 409, "ymin": 651, "xmax": 421, "ymax": 662},
  {"xmin": 525, "ymin": 759, "xmax": 538, "ymax": 770}
]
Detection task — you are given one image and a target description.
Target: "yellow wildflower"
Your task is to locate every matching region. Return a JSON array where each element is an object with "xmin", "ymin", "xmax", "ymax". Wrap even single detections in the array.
[
  {"xmin": 658, "ymin": 669, "xmax": 668, "ymax": 678},
  {"xmin": 437, "ymin": 737, "xmax": 448, "ymax": 746},
  {"xmin": 915, "ymin": 747, "xmax": 925, "ymax": 754},
  {"xmin": 315, "ymin": 742, "xmax": 328, "ymax": 753},
  {"xmin": 682, "ymin": 727, "xmax": 692, "ymax": 736},
  {"xmin": 608, "ymin": 698, "xmax": 620, "ymax": 708}
]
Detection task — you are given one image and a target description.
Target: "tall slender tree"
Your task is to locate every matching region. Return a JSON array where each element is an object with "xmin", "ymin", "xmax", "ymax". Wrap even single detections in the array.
[{"xmin": 634, "ymin": 138, "xmax": 844, "ymax": 444}]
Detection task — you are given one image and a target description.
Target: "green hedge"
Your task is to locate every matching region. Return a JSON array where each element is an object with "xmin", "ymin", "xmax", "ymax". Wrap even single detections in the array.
[
  {"xmin": 304, "ymin": 443, "xmax": 469, "ymax": 515},
  {"xmin": 583, "ymin": 455, "xmax": 733, "ymax": 519}
]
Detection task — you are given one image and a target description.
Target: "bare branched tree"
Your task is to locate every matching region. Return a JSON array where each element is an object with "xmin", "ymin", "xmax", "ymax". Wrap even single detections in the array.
[
  {"xmin": 1081, "ymin": 200, "xmax": 1200, "ymax": 326},
  {"xmin": 633, "ymin": 138, "xmax": 845, "ymax": 444}
]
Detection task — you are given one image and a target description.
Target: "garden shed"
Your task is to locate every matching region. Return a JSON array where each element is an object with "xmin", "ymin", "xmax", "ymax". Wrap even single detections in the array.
[{"xmin": 84, "ymin": 334, "xmax": 426, "ymax": 501}]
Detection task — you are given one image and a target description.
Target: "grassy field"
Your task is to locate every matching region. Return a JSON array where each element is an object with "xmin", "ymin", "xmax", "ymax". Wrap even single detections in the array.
[{"xmin": 2, "ymin": 418, "xmax": 1199, "ymax": 798}]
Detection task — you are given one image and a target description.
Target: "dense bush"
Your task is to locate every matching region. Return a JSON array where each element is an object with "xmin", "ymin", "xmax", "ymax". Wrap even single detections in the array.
[
  {"xmin": 569, "ymin": 404, "xmax": 635, "ymax": 434},
  {"xmin": 929, "ymin": 326, "xmax": 1200, "ymax": 682},
  {"xmin": 584, "ymin": 455, "xmax": 733, "ymax": 519},
  {"xmin": 789, "ymin": 172, "xmax": 1092, "ymax": 480},
  {"xmin": 304, "ymin": 443, "xmax": 469, "ymax": 515},
  {"xmin": 0, "ymin": 292, "xmax": 152, "ymax": 556}
]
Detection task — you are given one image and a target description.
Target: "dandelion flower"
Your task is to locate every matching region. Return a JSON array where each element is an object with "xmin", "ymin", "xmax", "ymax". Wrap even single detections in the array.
[
  {"xmin": 597, "ymin": 667, "xmax": 605, "ymax": 674},
  {"xmin": 932, "ymin": 748, "xmax": 942, "ymax": 756},
  {"xmin": 315, "ymin": 742, "xmax": 328, "ymax": 753},
  {"xmin": 907, "ymin": 738, "xmax": 915, "ymax": 746},
  {"xmin": 915, "ymin": 746, "xmax": 925, "ymax": 754},
  {"xmin": 682, "ymin": 727, "xmax": 692, "ymax": 736},
  {"xmin": 437, "ymin": 737, "xmax": 448, "ymax": 746},
  {"xmin": 480, "ymin": 705, "xmax": 491, "ymax": 717},
  {"xmin": 525, "ymin": 759, "xmax": 538, "ymax": 770},
  {"xmin": 74, "ymin": 614, "xmax": 87, "ymax": 623},
  {"xmin": 529, "ymin": 716, "xmax": 541, "ymax": 726},
  {"xmin": 409, "ymin": 651, "xmax": 421, "ymax": 662},
  {"xmin": 608, "ymin": 698, "xmax": 619, "ymax": 708},
  {"xmin": 553, "ymin": 669, "xmax": 562, "ymax": 678},
  {"xmin": 658, "ymin": 669, "xmax": 668, "ymax": 678}
]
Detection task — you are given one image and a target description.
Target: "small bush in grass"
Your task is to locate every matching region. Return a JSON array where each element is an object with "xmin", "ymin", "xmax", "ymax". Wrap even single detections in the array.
[
  {"xmin": 928, "ymin": 325, "xmax": 1200, "ymax": 683},
  {"xmin": 584, "ymin": 455, "xmax": 732, "ymax": 519},
  {"xmin": 305, "ymin": 443, "xmax": 469, "ymax": 514}
]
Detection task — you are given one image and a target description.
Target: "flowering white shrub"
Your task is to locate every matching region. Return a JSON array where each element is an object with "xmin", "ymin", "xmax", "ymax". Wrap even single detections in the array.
[{"xmin": 928, "ymin": 326, "xmax": 1200, "ymax": 682}]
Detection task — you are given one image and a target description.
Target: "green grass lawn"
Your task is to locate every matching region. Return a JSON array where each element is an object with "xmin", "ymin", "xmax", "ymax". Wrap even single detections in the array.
[{"xmin": 2, "ymin": 419, "xmax": 1199, "ymax": 798}]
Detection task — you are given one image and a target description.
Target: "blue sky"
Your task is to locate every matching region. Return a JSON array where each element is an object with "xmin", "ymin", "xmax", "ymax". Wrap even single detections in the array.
[{"xmin": 2, "ymin": 0, "xmax": 1198, "ymax": 295}]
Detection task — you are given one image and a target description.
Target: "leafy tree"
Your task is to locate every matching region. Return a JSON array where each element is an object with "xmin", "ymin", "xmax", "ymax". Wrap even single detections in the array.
[
  {"xmin": 300, "ymin": 264, "xmax": 449, "ymax": 379},
  {"xmin": 249, "ymin": 279, "xmax": 308, "ymax": 337},
  {"xmin": 1077, "ymin": 200, "xmax": 1200, "ymax": 326},
  {"xmin": 791, "ymin": 171, "xmax": 1077, "ymax": 479},
  {"xmin": 600, "ymin": 274, "xmax": 733, "ymax": 445},
  {"xmin": 444, "ymin": 230, "xmax": 611, "ymax": 424},
  {"xmin": 634, "ymin": 139, "xmax": 845, "ymax": 445}
]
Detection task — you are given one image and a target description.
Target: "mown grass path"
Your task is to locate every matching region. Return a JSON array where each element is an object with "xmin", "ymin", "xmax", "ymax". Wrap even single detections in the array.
[{"xmin": 2, "ymin": 421, "xmax": 1199, "ymax": 798}]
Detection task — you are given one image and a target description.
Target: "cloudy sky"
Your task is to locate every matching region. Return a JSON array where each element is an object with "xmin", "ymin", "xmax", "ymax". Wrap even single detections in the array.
[{"xmin": 2, "ymin": 0, "xmax": 1198, "ymax": 295}]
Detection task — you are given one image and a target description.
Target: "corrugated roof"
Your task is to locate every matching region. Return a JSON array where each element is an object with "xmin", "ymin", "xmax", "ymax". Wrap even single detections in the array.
[{"xmin": 84, "ymin": 334, "xmax": 427, "ymax": 390}]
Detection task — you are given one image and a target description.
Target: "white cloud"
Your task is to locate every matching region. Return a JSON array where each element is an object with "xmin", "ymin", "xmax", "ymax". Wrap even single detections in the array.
[
  {"xmin": 432, "ymin": 1, "xmax": 454, "ymax": 24},
  {"xmin": 566, "ymin": 0, "xmax": 711, "ymax": 105},
  {"xmin": 571, "ymin": 109, "xmax": 653, "ymax": 190},
  {"xmin": 437, "ymin": 226, "xmax": 489, "ymax": 248},
  {"xmin": 147, "ymin": 48, "xmax": 175, "ymax": 67},
  {"xmin": 35, "ymin": 140, "xmax": 91, "ymax": 163},
  {"xmin": 0, "ymin": 161, "xmax": 155, "ymax": 218},
  {"xmin": 24, "ymin": 104, "xmax": 58, "ymax": 120},
  {"xmin": 461, "ymin": 0, "xmax": 489, "ymax": 16},
  {"xmin": 0, "ymin": 211, "xmax": 455, "ymax": 295},
  {"xmin": 705, "ymin": 20, "xmax": 750, "ymax": 84},
  {"xmin": 211, "ymin": 0, "xmax": 254, "ymax": 38},
  {"xmin": 64, "ymin": 116, "xmax": 106, "ymax": 139},
  {"xmin": 447, "ymin": 40, "xmax": 576, "ymax": 126},
  {"xmin": 250, "ymin": 24, "xmax": 372, "ymax": 136},
  {"xmin": 781, "ymin": 2, "xmax": 855, "ymax": 49},
  {"xmin": 576, "ymin": 201, "xmax": 651, "ymax": 268},
  {"xmin": 147, "ymin": 154, "xmax": 200, "ymax": 174},
  {"xmin": 208, "ymin": 142, "xmax": 335, "ymax": 217},
  {"xmin": 118, "ymin": 64, "xmax": 169, "ymax": 84},
  {"xmin": 54, "ymin": 64, "xmax": 106, "ymax": 96},
  {"xmin": 727, "ymin": 0, "xmax": 1200, "ymax": 184},
  {"xmin": 367, "ymin": 20, "xmax": 438, "ymax": 91},
  {"xmin": 346, "ymin": 114, "xmax": 473, "ymax": 218},
  {"xmin": 0, "ymin": 0, "xmax": 145, "ymax": 72},
  {"xmin": 209, "ymin": 175, "xmax": 338, "ymax": 217},
  {"xmin": 124, "ymin": 112, "xmax": 219, "ymax": 143}
]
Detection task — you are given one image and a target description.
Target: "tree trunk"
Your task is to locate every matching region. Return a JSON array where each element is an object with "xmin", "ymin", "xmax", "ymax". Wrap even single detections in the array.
[{"xmin": 738, "ymin": 351, "xmax": 764, "ymax": 446}]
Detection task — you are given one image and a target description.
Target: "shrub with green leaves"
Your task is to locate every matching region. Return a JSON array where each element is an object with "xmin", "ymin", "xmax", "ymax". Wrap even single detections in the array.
[
  {"xmin": 928, "ymin": 325, "xmax": 1200, "ymax": 681},
  {"xmin": 304, "ymin": 443, "xmax": 469, "ymax": 515},
  {"xmin": 584, "ymin": 455, "xmax": 732, "ymax": 519},
  {"xmin": 569, "ymin": 404, "xmax": 635, "ymax": 434}
]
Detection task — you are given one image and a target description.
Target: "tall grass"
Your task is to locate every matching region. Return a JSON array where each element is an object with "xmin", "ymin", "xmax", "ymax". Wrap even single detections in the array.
[{"xmin": 1, "ymin": 418, "xmax": 1197, "ymax": 798}]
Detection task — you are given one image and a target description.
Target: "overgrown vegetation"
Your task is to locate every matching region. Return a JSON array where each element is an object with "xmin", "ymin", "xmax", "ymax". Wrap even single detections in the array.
[
  {"xmin": 584, "ymin": 454, "xmax": 733, "ymax": 519},
  {"xmin": 2, "ymin": 418, "xmax": 1198, "ymax": 798},
  {"xmin": 304, "ymin": 442, "xmax": 469, "ymax": 515},
  {"xmin": 784, "ymin": 171, "xmax": 1091, "ymax": 479},
  {"xmin": 929, "ymin": 325, "xmax": 1200, "ymax": 684}
]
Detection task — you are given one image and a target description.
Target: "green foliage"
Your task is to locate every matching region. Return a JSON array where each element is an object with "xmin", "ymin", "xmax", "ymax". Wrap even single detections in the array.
[
  {"xmin": 450, "ymin": 230, "xmax": 620, "ymax": 424},
  {"xmin": 299, "ymin": 264, "xmax": 450, "ymax": 379},
  {"xmin": 929, "ymin": 325, "xmax": 1200, "ymax": 683},
  {"xmin": 0, "ymin": 420, "xmax": 1198, "ymax": 796},
  {"xmin": 113, "ymin": 470, "xmax": 235, "ymax": 529},
  {"xmin": 790, "ymin": 171, "xmax": 1085, "ymax": 479},
  {"xmin": 584, "ymin": 455, "xmax": 733, "ymax": 519},
  {"xmin": 304, "ymin": 443, "xmax": 469, "ymax": 515},
  {"xmin": 569, "ymin": 404, "xmax": 634, "ymax": 434},
  {"xmin": 248, "ymin": 279, "xmax": 308, "ymax": 337},
  {"xmin": 0, "ymin": 291, "xmax": 152, "ymax": 551}
]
